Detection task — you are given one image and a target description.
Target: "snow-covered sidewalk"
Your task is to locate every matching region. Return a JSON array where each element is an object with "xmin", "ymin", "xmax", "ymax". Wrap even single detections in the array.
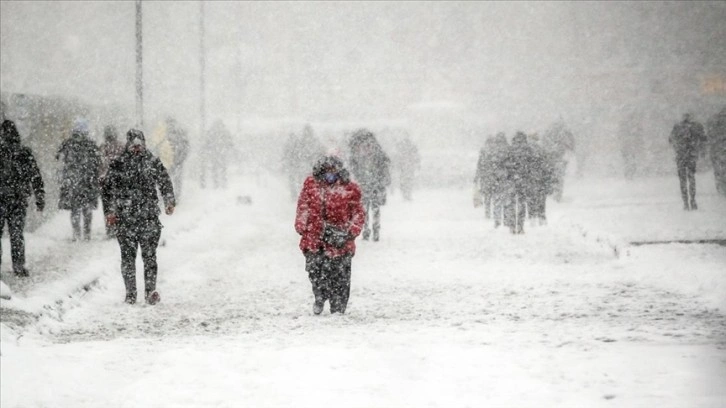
[{"xmin": 1, "ymin": 172, "xmax": 725, "ymax": 407}]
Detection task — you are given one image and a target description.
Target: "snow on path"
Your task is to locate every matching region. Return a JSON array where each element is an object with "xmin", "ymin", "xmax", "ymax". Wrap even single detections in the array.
[{"xmin": 1, "ymin": 172, "xmax": 725, "ymax": 407}]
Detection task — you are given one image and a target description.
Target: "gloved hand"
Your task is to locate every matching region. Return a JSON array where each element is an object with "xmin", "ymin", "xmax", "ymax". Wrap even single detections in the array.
[
  {"xmin": 106, "ymin": 213, "xmax": 117, "ymax": 226},
  {"xmin": 36, "ymin": 200, "xmax": 44, "ymax": 212}
]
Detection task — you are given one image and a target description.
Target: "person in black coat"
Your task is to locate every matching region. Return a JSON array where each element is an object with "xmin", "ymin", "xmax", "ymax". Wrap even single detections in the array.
[
  {"xmin": 348, "ymin": 129, "xmax": 391, "ymax": 242},
  {"xmin": 503, "ymin": 132, "xmax": 535, "ymax": 234},
  {"xmin": 490, "ymin": 133, "xmax": 510, "ymax": 228},
  {"xmin": 527, "ymin": 133, "xmax": 555, "ymax": 226},
  {"xmin": 102, "ymin": 129, "xmax": 175, "ymax": 305},
  {"xmin": 669, "ymin": 113, "xmax": 707, "ymax": 210},
  {"xmin": 474, "ymin": 136, "xmax": 496, "ymax": 219},
  {"xmin": 707, "ymin": 107, "xmax": 726, "ymax": 196},
  {"xmin": 56, "ymin": 118, "xmax": 102, "ymax": 241},
  {"xmin": 0, "ymin": 120, "xmax": 45, "ymax": 277}
]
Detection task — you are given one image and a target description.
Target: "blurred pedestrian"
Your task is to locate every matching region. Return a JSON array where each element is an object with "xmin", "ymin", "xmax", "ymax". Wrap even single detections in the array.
[
  {"xmin": 474, "ymin": 136, "xmax": 496, "ymax": 219},
  {"xmin": 490, "ymin": 132, "xmax": 510, "ymax": 228},
  {"xmin": 348, "ymin": 129, "xmax": 391, "ymax": 241},
  {"xmin": 503, "ymin": 132, "xmax": 534, "ymax": 234},
  {"xmin": 669, "ymin": 112, "xmax": 707, "ymax": 210},
  {"xmin": 295, "ymin": 155, "xmax": 365, "ymax": 314},
  {"xmin": 99, "ymin": 125, "xmax": 125, "ymax": 238},
  {"xmin": 394, "ymin": 134, "xmax": 420, "ymax": 201},
  {"xmin": 200, "ymin": 119, "xmax": 235, "ymax": 189},
  {"xmin": 56, "ymin": 118, "xmax": 101, "ymax": 241},
  {"xmin": 617, "ymin": 111, "xmax": 645, "ymax": 179},
  {"xmin": 542, "ymin": 119, "xmax": 575, "ymax": 202},
  {"xmin": 282, "ymin": 124, "xmax": 325, "ymax": 201},
  {"xmin": 0, "ymin": 120, "xmax": 45, "ymax": 277},
  {"xmin": 706, "ymin": 107, "xmax": 726, "ymax": 197},
  {"xmin": 102, "ymin": 129, "xmax": 175, "ymax": 305},
  {"xmin": 166, "ymin": 118, "xmax": 190, "ymax": 202},
  {"xmin": 527, "ymin": 133, "xmax": 555, "ymax": 226}
]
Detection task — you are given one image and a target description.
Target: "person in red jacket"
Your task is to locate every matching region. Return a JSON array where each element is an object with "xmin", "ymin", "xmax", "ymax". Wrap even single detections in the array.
[{"xmin": 295, "ymin": 155, "xmax": 366, "ymax": 315}]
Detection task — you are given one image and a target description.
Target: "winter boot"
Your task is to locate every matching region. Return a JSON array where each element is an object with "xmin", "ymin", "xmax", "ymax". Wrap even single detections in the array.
[
  {"xmin": 14, "ymin": 267, "xmax": 29, "ymax": 278},
  {"xmin": 145, "ymin": 291, "xmax": 160, "ymax": 305},
  {"xmin": 124, "ymin": 292, "xmax": 137, "ymax": 304},
  {"xmin": 313, "ymin": 297, "xmax": 324, "ymax": 315}
]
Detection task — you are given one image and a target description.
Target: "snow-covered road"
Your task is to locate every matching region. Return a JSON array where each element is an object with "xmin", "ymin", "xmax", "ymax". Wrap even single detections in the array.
[{"xmin": 2, "ymin": 172, "xmax": 725, "ymax": 407}]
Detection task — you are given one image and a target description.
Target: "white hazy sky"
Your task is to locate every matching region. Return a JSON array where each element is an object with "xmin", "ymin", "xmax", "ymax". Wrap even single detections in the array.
[{"xmin": 1, "ymin": 1, "xmax": 724, "ymax": 143}]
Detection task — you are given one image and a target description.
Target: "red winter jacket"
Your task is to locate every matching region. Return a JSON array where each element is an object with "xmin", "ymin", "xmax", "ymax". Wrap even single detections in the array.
[{"xmin": 295, "ymin": 175, "xmax": 366, "ymax": 258}]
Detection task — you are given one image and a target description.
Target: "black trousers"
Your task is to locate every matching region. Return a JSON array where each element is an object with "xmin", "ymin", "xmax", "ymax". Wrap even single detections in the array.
[
  {"xmin": 0, "ymin": 201, "xmax": 27, "ymax": 273},
  {"xmin": 528, "ymin": 191, "xmax": 547, "ymax": 221},
  {"xmin": 305, "ymin": 250, "xmax": 352, "ymax": 314},
  {"xmin": 117, "ymin": 221, "xmax": 162, "ymax": 297},
  {"xmin": 676, "ymin": 157, "xmax": 697, "ymax": 209}
]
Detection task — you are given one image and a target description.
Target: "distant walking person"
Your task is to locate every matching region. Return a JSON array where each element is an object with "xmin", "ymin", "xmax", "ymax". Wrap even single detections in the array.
[
  {"xmin": 490, "ymin": 133, "xmax": 510, "ymax": 228},
  {"xmin": 542, "ymin": 119, "xmax": 575, "ymax": 202},
  {"xmin": 282, "ymin": 125, "xmax": 325, "ymax": 201},
  {"xmin": 706, "ymin": 107, "xmax": 726, "ymax": 197},
  {"xmin": 474, "ymin": 136, "xmax": 496, "ymax": 219},
  {"xmin": 56, "ymin": 118, "xmax": 101, "ymax": 241},
  {"xmin": 0, "ymin": 120, "xmax": 45, "ymax": 277},
  {"xmin": 166, "ymin": 118, "xmax": 189, "ymax": 200},
  {"xmin": 503, "ymin": 132, "xmax": 535, "ymax": 234},
  {"xmin": 295, "ymin": 156, "xmax": 365, "ymax": 314},
  {"xmin": 200, "ymin": 119, "xmax": 235, "ymax": 189},
  {"xmin": 102, "ymin": 129, "xmax": 175, "ymax": 305},
  {"xmin": 99, "ymin": 125, "xmax": 125, "ymax": 238},
  {"xmin": 348, "ymin": 129, "xmax": 391, "ymax": 241},
  {"xmin": 394, "ymin": 134, "xmax": 421, "ymax": 201},
  {"xmin": 669, "ymin": 113, "xmax": 707, "ymax": 210},
  {"xmin": 527, "ymin": 133, "xmax": 555, "ymax": 226},
  {"xmin": 151, "ymin": 117, "xmax": 189, "ymax": 202}
]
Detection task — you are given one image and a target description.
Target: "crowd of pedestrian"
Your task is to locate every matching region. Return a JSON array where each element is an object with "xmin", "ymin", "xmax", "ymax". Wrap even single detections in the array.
[
  {"xmin": 1, "ymin": 114, "xmax": 187, "ymax": 305},
  {"xmin": 3, "ymin": 107, "xmax": 726, "ymax": 313},
  {"xmin": 474, "ymin": 131, "xmax": 557, "ymax": 234}
]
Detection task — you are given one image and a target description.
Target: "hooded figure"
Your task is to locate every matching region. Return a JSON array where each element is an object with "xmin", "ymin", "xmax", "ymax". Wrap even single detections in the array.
[
  {"xmin": 348, "ymin": 129, "xmax": 391, "ymax": 241},
  {"xmin": 56, "ymin": 117, "xmax": 102, "ymax": 241},
  {"xmin": 0, "ymin": 120, "xmax": 45, "ymax": 277},
  {"xmin": 295, "ymin": 155, "xmax": 366, "ymax": 314},
  {"xmin": 102, "ymin": 129, "xmax": 175, "ymax": 305}
]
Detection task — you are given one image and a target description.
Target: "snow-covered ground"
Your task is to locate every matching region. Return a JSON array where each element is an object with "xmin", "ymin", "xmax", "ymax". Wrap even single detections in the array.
[{"xmin": 1, "ymin": 170, "xmax": 725, "ymax": 407}]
